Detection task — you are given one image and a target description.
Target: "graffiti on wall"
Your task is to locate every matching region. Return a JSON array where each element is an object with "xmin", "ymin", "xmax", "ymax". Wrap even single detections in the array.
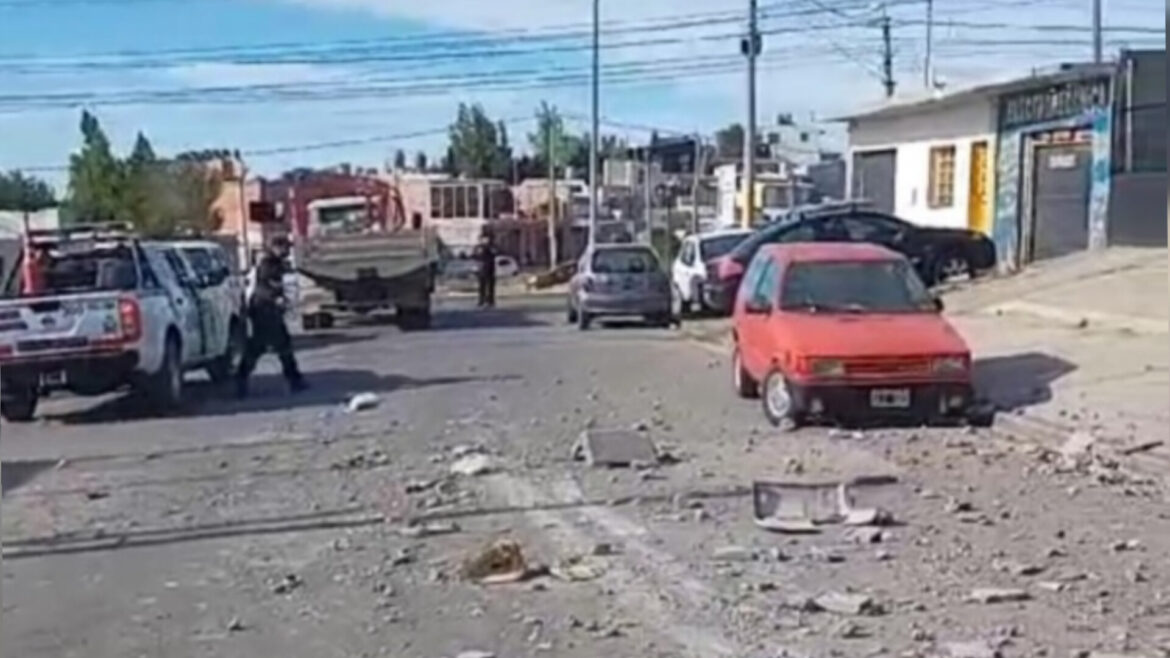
[{"xmin": 992, "ymin": 79, "xmax": 1113, "ymax": 270}]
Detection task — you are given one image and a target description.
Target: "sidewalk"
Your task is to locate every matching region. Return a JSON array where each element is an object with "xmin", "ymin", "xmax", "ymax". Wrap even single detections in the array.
[{"xmin": 680, "ymin": 247, "xmax": 1169, "ymax": 477}]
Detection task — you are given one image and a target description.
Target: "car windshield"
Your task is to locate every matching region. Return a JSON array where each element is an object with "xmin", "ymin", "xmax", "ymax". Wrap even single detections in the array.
[
  {"xmin": 591, "ymin": 247, "xmax": 659, "ymax": 274},
  {"xmin": 779, "ymin": 259, "xmax": 934, "ymax": 313},
  {"xmin": 700, "ymin": 234, "xmax": 749, "ymax": 261}
]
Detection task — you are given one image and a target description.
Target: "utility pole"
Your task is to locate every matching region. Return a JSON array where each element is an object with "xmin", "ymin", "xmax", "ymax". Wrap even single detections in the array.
[
  {"xmin": 644, "ymin": 145, "xmax": 653, "ymax": 245},
  {"xmin": 741, "ymin": 0, "xmax": 760, "ymax": 229},
  {"xmin": 547, "ymin": 126, "xmax": 559, "ymax": 266},
  {"xmin": 1091, "ymin": 0, "xmax": 1102, "ymax": 63},
  {"xmin": 588, "ymin": 0, "xmax": 600, "ymax": 246},
  {"xmin": 924, "ymin": 0, "xmax": 934, "ymax": 88},
  {"xmin": 690, "ymin": 134, "xmax": 704, "ymax": 234},
  {"xmin": 881, "ymin": 8, "xmax": 895, "ymax": 98}
]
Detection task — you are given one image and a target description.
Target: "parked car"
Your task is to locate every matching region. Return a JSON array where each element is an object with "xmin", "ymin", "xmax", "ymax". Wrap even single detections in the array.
[
  {"xmin": 567, "ymin": 243, "xmax": 672, "ymax": 330},
  {"xmin": 671, "ymin": 228, "xmax": 752, "ymax": 314},
  {"xmin": 704, "ymin": 209, "xmax": 996, "ymax": 314},
  {"xmin": 731, "ymin": 242, "xmax": 977, "ymax": 429},
  {"xmin": 443, "ymin": 255, "xmax": 519, "ymax": 280},
  {"xmin": 495, "ymin": 255, "xmax": 520, "ymax": 279},
  {"xmin": 0, "ymin": 225, "xmax": 245, "ymax": 421}
]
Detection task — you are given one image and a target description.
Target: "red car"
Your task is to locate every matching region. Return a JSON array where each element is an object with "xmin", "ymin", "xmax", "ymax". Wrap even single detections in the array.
[{"xmin": 731, "ymin": 243, "xmax": 977, "ymax": 429}]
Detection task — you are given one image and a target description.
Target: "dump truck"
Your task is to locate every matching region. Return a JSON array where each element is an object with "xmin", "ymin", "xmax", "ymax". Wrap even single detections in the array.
[{"xmin": 274, "ymin": 173, "xmax": 439, "ymax": 331}]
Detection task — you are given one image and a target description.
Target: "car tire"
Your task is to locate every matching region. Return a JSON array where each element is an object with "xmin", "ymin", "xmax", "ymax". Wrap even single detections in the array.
[
  {"xmin": 761, "ymin": 368, "xmax": 799, "ymax": 431},
  {"xmin": 732, "ymin": 347, "xmax": 759, "ymax": 399},
  {"xmin": 399, "ymin": 307, "xmax": 432, "ymax": 331},
  {"xmin": 148, "ymin": 334, "xmax": 184, "ymax": 411},
  {"xmin": 932, "ymin": 253, "xmax": 971, "ymax": 285},
  {"xmin": 1, "ymin": 385, "xmax": 38, "ymax": 422},
  {"xmin": 567, "ymin": 302, "xmax": 578, "ymax": 324},
  {"xmin": 577, "ymin": 309, "xmax": 593, "ymax": 331},
  {"xmin": 645, "ymin": 313, "xmax": 672, "ymax": 328},
  {"xmin": 207, "ymin": 318, "xmax": 244, "ymax": 384}
]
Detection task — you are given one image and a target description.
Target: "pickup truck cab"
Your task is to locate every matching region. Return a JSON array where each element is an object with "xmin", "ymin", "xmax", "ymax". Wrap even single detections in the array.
[
  {"xmin": 731, "ymin": 242, "xmax": 976, "ymax": 429},
  {"xmin": 0, "ymin": 225, "xmax": 244, "ymax": 421}
]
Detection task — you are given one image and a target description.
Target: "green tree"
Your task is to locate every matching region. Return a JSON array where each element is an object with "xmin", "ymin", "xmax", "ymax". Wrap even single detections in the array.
[
  {"xmin": 448, "ymin": 103, "xmax": 506, "ymax": 178},
  {"xmin": 529, "ymin": 102, "xmax": 576, "ymax": 172},
  {"xmin": 414, "ymin": 151, "xmax": 429, "ymax": 171},
  {"xmin": 66, "ymin": 110, "xmax": 125, "ymax": 222},
  {"xmin": 715, "ymin": 123, "xmax": 745, "ymax": 160},
  {"xmin": 0, "ymin": 170, "xmax": 56, "ymax": 211},
  {"xmin": 393, "ymin": 149, "xmax": 407, "ymax": 170},
  {"xmin": 121, "ymin": 131, "xmax": 158, "ymax": 230}
]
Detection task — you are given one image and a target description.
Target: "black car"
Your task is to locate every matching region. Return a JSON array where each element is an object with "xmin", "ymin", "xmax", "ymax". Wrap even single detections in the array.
[{"xmin": 703, "ymin": 210, "xmax": 996, "ymax": 314}]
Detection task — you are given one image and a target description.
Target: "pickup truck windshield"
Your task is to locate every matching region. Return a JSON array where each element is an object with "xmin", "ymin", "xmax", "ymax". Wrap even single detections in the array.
[
  {"xmin": 9, "ymin": 245, "xmax": 139, "ymax": 297},
  {"xmin": 780, "ymin": 260, "xmax": 934, "ymax": 313}
]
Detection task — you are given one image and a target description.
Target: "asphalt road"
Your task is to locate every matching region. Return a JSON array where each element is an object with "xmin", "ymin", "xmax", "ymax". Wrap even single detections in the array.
[{"xmin": 3, "ymin": 297, "xmax": 1168, "ymax": 658}]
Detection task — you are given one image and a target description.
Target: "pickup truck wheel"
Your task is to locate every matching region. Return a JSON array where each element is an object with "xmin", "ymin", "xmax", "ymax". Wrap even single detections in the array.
[
  {"xmin": 148, "ymin": 336, "xmax": 184, "ymax": 410},
  {"xmin": 399, "ymin": 307, "xmax": 432, "ymax": 331},
  {"xmin": 207, "ymin": 319, "xmax": 244, "ymax": 384},
  {"xmin": 1, "ymin": 386, "xmax": 38, "ymax": 423},
  {"xmin": 576, "ymin": 309, "xmax": 593, "ymax": 331},
  {"xmin": 732, "ymin": 347, "xmax": 759, "ymax": 399},
  {"xmin": 761, "ymin": 369, "xmax": 799, "ymax": 431}
]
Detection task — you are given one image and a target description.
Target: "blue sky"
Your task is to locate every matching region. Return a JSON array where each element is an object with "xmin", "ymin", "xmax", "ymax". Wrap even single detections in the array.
[{"xmin": 0, "ymin": 0, "xmax": 1163, "ymax": 191}]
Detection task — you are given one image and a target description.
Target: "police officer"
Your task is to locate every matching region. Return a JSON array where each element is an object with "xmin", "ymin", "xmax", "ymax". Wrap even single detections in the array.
[
  {"xmin": 236, "ymin": 235, "xmax": 307, "ymax": 397},
  {"xmin": 473, "ymin": 232, "xmax": 497, "ymax": 308}
]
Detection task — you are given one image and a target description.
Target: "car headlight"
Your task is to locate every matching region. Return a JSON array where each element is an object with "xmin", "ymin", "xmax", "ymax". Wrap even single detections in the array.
[
  {"xmin": 932, "ymin": 356, "xmax": 968, "ymax": 373},
  {"xmin": 809, "ymin": 358, "xmax": 846, "ymax": 377}
]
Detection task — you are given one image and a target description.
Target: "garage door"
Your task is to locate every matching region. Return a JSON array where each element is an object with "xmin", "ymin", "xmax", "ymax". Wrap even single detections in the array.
[
  {"xmin": 1030, "ymin": 143, "xmax": 1091, "ymax": 262},
  {"xmin": 850, "ymin": 150, "xmax": 896, "ymax": 214}
]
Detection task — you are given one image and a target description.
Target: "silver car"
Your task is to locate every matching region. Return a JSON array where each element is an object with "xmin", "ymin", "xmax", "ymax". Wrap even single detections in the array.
[{"xmin": 567, "ymin": 243, "xmax": 673, "ymax": 330}]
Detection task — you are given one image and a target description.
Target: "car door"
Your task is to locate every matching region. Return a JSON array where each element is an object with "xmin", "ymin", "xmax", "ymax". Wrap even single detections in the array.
[
  {"xmin": 179, "ymin": 246, "xmax": 227, "ymax": 359},
  {"xmin": 160, "ymin": 248, "xmax": 208, "ymax": 363},
  {"xmin": 736, "ymin": 253, "xmax": 775, "ymax": 377}
]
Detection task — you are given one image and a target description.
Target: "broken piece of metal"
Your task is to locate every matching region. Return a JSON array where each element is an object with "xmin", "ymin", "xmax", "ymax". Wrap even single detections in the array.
[{"xmin": 752, "ymin": 476, "xmax": 897, "ymax": 534}]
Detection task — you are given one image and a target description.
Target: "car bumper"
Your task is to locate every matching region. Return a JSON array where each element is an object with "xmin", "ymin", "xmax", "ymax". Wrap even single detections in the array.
[
  {"xmin": 580, "ymin": 292, "xmax": 670, "ymax": 316},
  {"xmin": 789, "ymin": 380, "xmax": 974, "ymax": 422},
  {"xmin": 0, "ymin": 350, "xmax": 140, "ymax": 391}
]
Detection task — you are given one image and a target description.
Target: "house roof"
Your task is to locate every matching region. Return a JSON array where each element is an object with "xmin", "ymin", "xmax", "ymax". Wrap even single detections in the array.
[{"xmin": 832, "ymin": 62, "xmax": 1116, "ymax": 123}]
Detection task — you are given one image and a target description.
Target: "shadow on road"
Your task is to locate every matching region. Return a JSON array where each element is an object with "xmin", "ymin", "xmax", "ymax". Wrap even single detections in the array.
[
  {"xmin": 38, "ymin": 369, "xmax": 520, "ymax": 425},
  {"xmin": 1, "ymin": 459, "xmax": 57, "ymax": 494},
  {"xmin": 973, "ymin": 351, "xmax": 1078, "ymax": 412},
  {"xmin": 294, "ymin": 330, "xmax": 379, "ymax": 353},
  {"xmin": 430, "ymin": 307, "xmax": 550, "ymax": 331}
]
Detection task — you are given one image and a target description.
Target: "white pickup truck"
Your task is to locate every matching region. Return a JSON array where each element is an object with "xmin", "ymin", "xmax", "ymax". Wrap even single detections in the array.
[{"xmin": 0, "ymin": 225, "xmax": 245, "ymax": 422}]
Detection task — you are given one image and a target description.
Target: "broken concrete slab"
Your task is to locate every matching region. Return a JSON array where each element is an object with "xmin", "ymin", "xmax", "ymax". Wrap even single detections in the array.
[
  {"xmin": 575, "ymin": 429, "xmax": 658, "ymax": 467},
  {"xmin": 461, "ymin": 539, "xmax": 532, "ymax": 585},
  {"xmin": 967, "ymin": 588, "xmax": 1031, "ymax": 604},
  {"xmin": 752, "ymin": 478, "xmax": 897, "ymax": 534},
  {"xmin": 943, "ymin": 640, "xmax": 1001, "ymax": 658},
  {"xmin": 813, "ymin": 592, "xmax": 883, "ymax": 616},
  {"xmin": 450, "ymin": 454, "xmax": 496, "ymax": 477}
]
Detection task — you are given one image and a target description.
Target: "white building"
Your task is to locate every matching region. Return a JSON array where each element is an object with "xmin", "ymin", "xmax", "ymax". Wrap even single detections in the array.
[
  {"xmin": 0, "ymin": 208, "xmax": 60, "ymax": 236},
  {"xmin": 839, "ymin": 91, "xmax": 996, "ymax": 234}
]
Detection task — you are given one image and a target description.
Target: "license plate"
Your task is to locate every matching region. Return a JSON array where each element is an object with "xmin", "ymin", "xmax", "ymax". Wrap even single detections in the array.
[
  {"xmin": 870, "ymin": 388, "xmax": 910, "ymax": 408},
  {"xmin": 42, "ymin": 370, "xmax": 66, "ymax": 386}
]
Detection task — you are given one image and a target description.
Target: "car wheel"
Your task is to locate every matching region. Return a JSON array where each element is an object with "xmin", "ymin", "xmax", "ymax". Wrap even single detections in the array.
[
  {"xmin": 567, "ymin": 299, "xmax": 578, "ymax": 324},
  {"xmin": 732, "ymin": 347, "xmax": 759, "ymax": 399},
  {"xmin": 761, "ymin": 368, "xmax": 799, "ymax": 431},
  {"xmin": 399, "ymin": 307, "xmax": 432, "ymax": 331},
  {"xmin": 1, "ymin": 385, "xmax": 38, "ymax": 422},
  {"xmin": 577, "ymin": 309, "xmax": 593, "ymax": 331},
  {"xmin": 149, "ymin": 335, "xmax": 184, "ymax": 410},
  {"xmin": 207, "ymin": 318, "xmax": 244, "ymax": 384},
  {"xmin": 933, "ymin": 254, "xmax": 971, "ymax": 285}
]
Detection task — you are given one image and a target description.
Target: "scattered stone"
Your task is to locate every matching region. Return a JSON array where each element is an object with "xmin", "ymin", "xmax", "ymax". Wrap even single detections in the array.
[
  {"xmin": 226, "ymin": 616, "xmax": 246, "ymax": 632},
  {"xmin": 768, "ymin": 547, "xmax": 791, "ymax": 562},
  {"xmin": 550, "ymin": 556, "xmax": 606, "ymax": 582},
  {"xmin": 404, "ymin": 479, "xmax": 439, "ymax": 494},
  {"xmin": 450, "ymin": 454, "xmax": 496, "ymax": 477},
  {"xmin": 712, "ymin": 545, "xmax": 756, "ymax": 562},
  {"xmin": 848, "ymin": 527, "xmax": 886, "ymax": 544},
  {"xmin": 456, "ymin": 651, "xmax": 496, "ymax": 658},
  {"xmin": 835, "ymin": 621, "xmax": 869, "ymax": 639},
  {"xmin": 591, "ymin": 542, "xmax": 617, "ymax": 556},
  {"xmin": 84, "ymin": 490, "xmax": 110, "ymax": 501},
  {"xmin": 809, "ymin": 548, "xmax": 846, "ymax": 563},
  {"xmin": 396, "ymin": 521, "xmax": 460, "ymax": 538},
  {"xmin": 271, "ymin": 573, "xmax": 303, "ymax": 595},
  {"xmin": 1112, "ymin": 539, "xmax": 1141, "ymax": 553},
  {"xmin": 943, "ymin": 640, "xmax": 1001, "ymax": 658},
  {"xmin": 968, "ymin": 588, "xmax": 1030, "ymax": 604},
  {"xmin": 814, "ymin": 592, "xmax": 883, "ymax": 616},
  {"xmin": 345, "ymin": 392, "xmax": 380, "ymax": 413},
  {"xmin": 461, "ymin": 539, "xmax": 531, "ymax": 584},
  {"xmin": 945, "ymin": 498, "xmax": 975, "ymax": 513},
  {"xmin": 994, "ymin": 559, "xmax": 1046, "ymax": 577},
  {"xmin": 1037, "ymin": 581, "xmax": 1067, "ymax": 593}
]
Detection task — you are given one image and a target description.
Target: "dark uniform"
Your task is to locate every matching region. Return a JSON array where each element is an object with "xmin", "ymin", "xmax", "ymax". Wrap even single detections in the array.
[
  {"xmin": 236, "ymin": 241, "xmax": 306, "ymax": 397},
  {"xmin": 473, "ymin": 237, "xmax": 497, "ymax": 308}
]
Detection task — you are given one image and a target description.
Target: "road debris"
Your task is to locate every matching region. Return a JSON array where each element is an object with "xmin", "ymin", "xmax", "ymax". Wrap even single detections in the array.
[
  {"xmin": 226, "ymin": 616, "xmax": 246, "ymax": 632},
  {"xmin": 1119, "ymin": 439, "xmax": 1163, "ymax": 455},
  {"xmin": 450, "ymin": 454, "xmax": 496, "ymax": 477},
  {"xmin": 813, "ymin": 592, "xmax": 884, "ymax": 616},
  {"xmin": 550, "ymin": 555, "xmax": 606, "ymax": 582},
  {"xmin": 271, "ymin": 573, "xmax": 303, "ymax": 595},
  {"xmin": 752, "ymin": 478, "xmax": 896, "ymax": 533},
  {"xmin": 967, "ymin": 588, "xmax": 1031, "ymax": 604},
  {"xmin": 712, "ymin": 545, "xmax": 757, "ymax": 562},
  {"xmin": 396, "ymin": 520, "xmax": 460, "ymax": 538},
  {"xmin": 573, "ymin": 428, "xmax": 659, "ymax": 467},
  {"xmin": 455, "ymin": 651, "xmax": 496, "ymax": 658},
  {"xmin": 461, "ymin": 539, "xmax": 538, "ymax": 584},
  {"xmin": 943, "ymin": 640, "xmax": 1001, "ymax": 658},
  {"xmin": 345, "ymin": 392, "xmax": 381, "ymax": 413}
]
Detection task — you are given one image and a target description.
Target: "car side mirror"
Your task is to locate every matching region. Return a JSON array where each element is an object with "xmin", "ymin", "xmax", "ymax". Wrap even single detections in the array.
[{"xmin": 744, "ymin": 296, "xmax": 772, "ymax": 315}]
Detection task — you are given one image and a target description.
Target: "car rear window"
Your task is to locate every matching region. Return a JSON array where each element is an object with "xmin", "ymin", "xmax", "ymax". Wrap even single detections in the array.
[
  {"xmin": 780, "ymin": 260, "xmax": 934, "ymax": 313},
  {"xmin": 700, "ymin": 234, "xmax": 749, "ymax": 261},
  {"xmin": 591, "ymin": 247, "xmax": 659, "ymax": 274},
  {"xmin": 8, "ymin": 244, "xmax": 139, "ymax": 297}
]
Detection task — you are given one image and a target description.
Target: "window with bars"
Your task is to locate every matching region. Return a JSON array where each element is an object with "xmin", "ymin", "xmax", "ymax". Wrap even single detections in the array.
[{"xmin": 927, "ymin": 145, "xmax": 956, "ymax": 208}]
